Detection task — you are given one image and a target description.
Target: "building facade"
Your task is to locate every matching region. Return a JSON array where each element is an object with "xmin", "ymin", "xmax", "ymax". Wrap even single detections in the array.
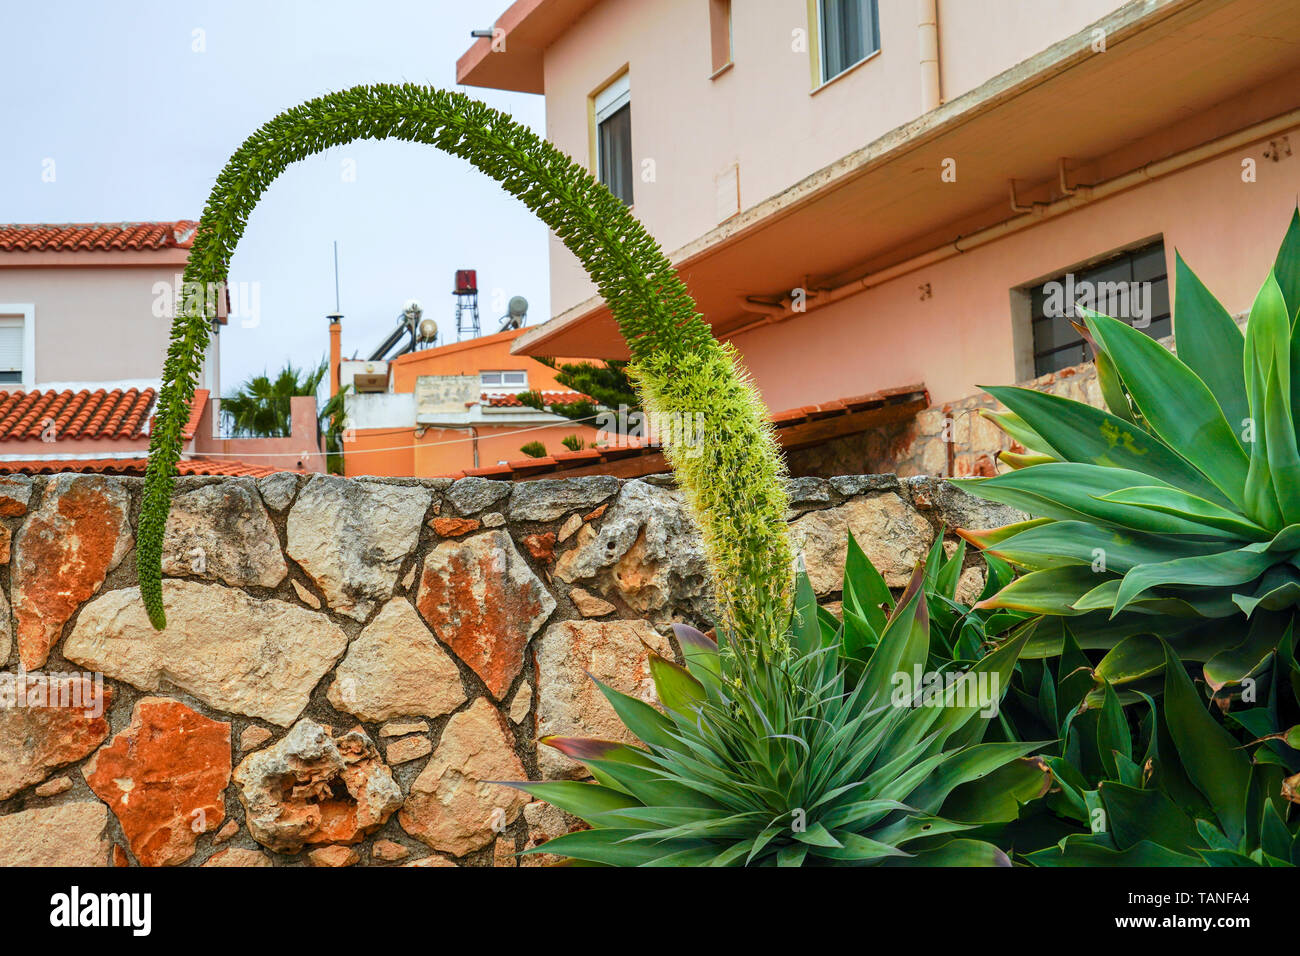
[{"xmin": 458, "ymin": 0, "xmax": 1300, "ymax": 474}]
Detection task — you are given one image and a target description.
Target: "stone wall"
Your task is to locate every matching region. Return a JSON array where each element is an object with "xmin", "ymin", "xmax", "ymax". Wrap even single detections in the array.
[{"xmin": 0, "ymin": 471, "xmax": 1020, "ymax": 867}]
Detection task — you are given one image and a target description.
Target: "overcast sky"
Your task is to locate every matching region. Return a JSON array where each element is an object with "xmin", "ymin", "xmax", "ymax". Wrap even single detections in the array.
[{"xmin": 0, "ymin": 0, "xmax": 548, "ymax": 393}]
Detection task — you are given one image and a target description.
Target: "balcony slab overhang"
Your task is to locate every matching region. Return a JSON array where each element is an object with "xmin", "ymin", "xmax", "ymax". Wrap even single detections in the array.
[{"xmin": 507, "ymin": 0, "xmax": 1300, "ymax": 360}]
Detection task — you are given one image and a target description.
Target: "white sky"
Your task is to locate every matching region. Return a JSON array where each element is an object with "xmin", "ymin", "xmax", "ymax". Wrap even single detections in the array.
[{"xmin": 0, "ymin": 0, "xmax": 549, "ymax": 394}]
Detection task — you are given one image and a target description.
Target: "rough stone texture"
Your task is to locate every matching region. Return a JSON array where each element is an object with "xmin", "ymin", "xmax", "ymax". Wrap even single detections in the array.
[
  {"xmin": 328, "ymin": 598, "xmax": 466, "ymax": 721},
  {"xmin": 570, "ymin": 587, "xmax": 615, "ymax": 618},
  {"xmin": 400, "ymin": 698, "xmax": 529, "ymax": 857},
  {"xmin": 234, "ymin": 720, "xmax": 402, "ymax": 853},
  {"xmin": 0, "ymin": 801, "xmax": 109, "ymax": 866},
  {"xmin": 956, "ymin": 565, "xmax": 986, "ymax": 604},
  {"xmin": 380, "ymin": 719, "xmax": 429, "ymax": 737},
  {"xmin": 0, "ymin": 524, "xmax": 11, "ymax": 564},
  {"xmin": 214, "ymin": 820, "xmax": 238, "ymax": 843},
  {"xmin": 372, "ymin": 839, "xmax": 409, "ymax": 862},
  {"xmin": 534, "ymin": 619, "xmax": 672, "ymax": 779},
  {"xmin": 256, "ymin": 472, "xmax": 299, "ymax": 511},
  {"xmin": 558, "ymin": 513, "xmax": 583, "ymax": 542},
  {"xmin": 11, "ymin": 474, "xmax": 132, "ymax": 668},
  {"xmin": 64, "ymin": 581, "xmax": 348, "ymax": 726},
  {"xmin": 903, "ymin": 475, "xmax": 1027, "ymax": 530},
  {"xmin": 493, "ymin": 837, "xmax": 517, "ymax": 867},
  {"xmin": 309, "ymin": 845, "xmax": 360, "ymax": 867},
  {"xmin": 161, "ymin": 480, "xmax": 287, "ymax": 588},
  {"xmin": 404, "ymin": 854, "xmax": 457, "ymax": 867},
  {"xmin": 239, "ymin": 726, "xmax": 273, "ymax": 752},
  {"xmin": 35, "ymin": 775, "xmax": 73, "ymax": 797},
  {"xmin": 508, "ymin": 677, "xmax": 532, "ymax": 725},
  {"xmin": 481, "ymin": 511, "xmax": 505, "ymax": 528},
  {"xmin": 416, "ymin": 530, "xmax": 556, "ymax": 700},
  {"xmin": 203, "ymin": 847, "xmax": 272, "ymax": 867},
  {"xmin": 509, "ymin": 476, "xmax": 619, "ymax": 522},
  {"xmin": 286, "ymin": 476, "xmax": 431, "ymax": 621},
  {"xmin": 0, "ymin": 586, "xmax": 9, "ymax": 667},
  {"xmin": 521, "ymin": 799, "xmax": 572, "ymax": 867},
  {"xmin": 385, "ymin": 735, "xmax": 432, "ymax": 765},
  {"xmin": 786, "ymin": 476, "xmax": 833, "ymax": 508},
  {"xmin": 291, "ymin": 579, "xmax": 321, "ymax": 608},
  {"xmin": 82, "ymin": 698, "xmax": 231, "ymax": 867},
  {"xmin": 0, "ymin": 675, "xmax": 112, "ymax": 798},
  {"xmin": 446, "ymin": 476, "xmax": 511, "ymax": 516},
  {"xmin": 554, "ymin": 481, "xmax": 712, "ymax": 623},
  {"xmin": 432, "ymin": 516, "xmax": 480, "ymax": 537},
  {"xmin": 523, "ymin": 532, "xmax": 556, "ymax": 562},
  {"xmin": 0, "ymin": 475, "xmax": 32, "ymax": 517},
  {"xmin": 789, "ymin": 493, "xmax": 934, "ymax": 593}
]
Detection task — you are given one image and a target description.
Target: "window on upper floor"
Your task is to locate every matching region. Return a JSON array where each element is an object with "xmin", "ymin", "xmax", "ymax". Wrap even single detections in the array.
[
  {"xmin": 594, "ymin": 73, "xmax": 634, "ymax": 206},
  {"xmin": 1025, "ymin": 240, "xmax": 1171, "ymax": 377},
  {"xmin": 709, "ymin": 0, "xmax": 733, "ymax": 75},
  {"xmin": 0, "ymin": 307, "xmax": 33, "ymax": 386},
  {"xmin": 481, "ymin": 369, "xmax": 529, "ymax": 391},
  {"xmin": 818, "ymin": 0, "xmax": 881, "ymax": 84}
]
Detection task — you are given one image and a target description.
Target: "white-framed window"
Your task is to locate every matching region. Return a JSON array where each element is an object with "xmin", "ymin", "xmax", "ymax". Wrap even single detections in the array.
[
  {"xmin": 818, "ymin": 0, "xmax": 880, "ymax": 84},
  {"xmin": 0, "ymin": 305, "xmax": 35, "ymax": 388},
  {"xmin": 480, "ymin": 370, "xmax": 529, "ymax": 390},
  {"xmin": 594, "ymin": 72, "xmax": 634, "ymax": 206}
]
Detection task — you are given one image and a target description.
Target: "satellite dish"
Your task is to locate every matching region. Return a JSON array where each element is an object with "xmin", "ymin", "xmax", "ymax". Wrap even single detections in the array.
[
  {"xmin": 418, "ymin": 318, "xmax": 439, "ymax": 342},
  {"xmin": 500, "ymin": 295, "xmax": 529, "ymax": 330}
]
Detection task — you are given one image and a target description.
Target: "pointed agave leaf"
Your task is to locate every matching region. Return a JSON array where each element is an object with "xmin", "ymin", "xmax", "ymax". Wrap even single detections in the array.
[
  {"xmin": 1173, "ymin": 251, "xmax": 1248, "ymax": 442},
  {"xmin": 593, "ymin": 679, "xmax": 678, "ymax": 751},
  {"xmin": 986, "ymin": 519, "xmax": 1231, "ymax": 574},
  {"xmin": 976, "ymin": 565, "xmax": 1105, "ymax": 615},
  {"xmin": 978, "ymin": 408, "xmax": 1060, "ymax": 458},
  {"xmin": 956, "ymin": 463, "xmax": 1230, "ymax": 535},
  {"xmin": 858, "ymin": 563, "xmax": 929, "ymax": 707},
  {"xmin": 1242, "ymin": 274, "xmax": 1291, "ymax": 527},
  {"xmin": 1095, "ymin": 680, "xmax": 1131, "ymax": 779},
  {"xmin": 1275, "ymin": 206, "xmax": 1300, "ymax": 323},
  {"xmin": 1084, "ymin": 309, "xmax": 1249, "ymax": 509},
  {"xmin": 844, "ymin": 531, "xmax": 891, "ymax": 632},
  {"xmin": 1098, "ymin": 782, "xmax": 1204, "ymax": 852},
  {"xmin": 1029, "ymin": 835, "xmax": 1202, "ymax": 867},
  {"xmin": 983, "ymin": 384, "xmax": 1230, "ymax": 505},
  {"xmin": 1096, "ymin": 486, "xmax": 1270, "ymax": 540},
  {"xmin": 1203, "ymin": 611, "xmax": 1285, "ymax": 694},
  {"xmin": 672, "ymin": 623, "xmax": 722, "ymax": 693},
  {"xmin": 789, "ymin": 568, "xmax": 822, "ymax": 655},
  {"xmin": 521, "ymin": 828, "xmax": 703, "ymax": 866},
  {"xmin": 506, "ymin": 780, "xmax": 642, "ymax": 823},
  {"xmin": 647, "ymin": 652, "xmax": 706, "ymax": 716},
  {"xmin": 1264, "ymin": 360, "xmax": 1300, "ymax": 523},
  {"xmin": 891, "ymin": 838, "xmax": 1010, "ymax": 867},
  {"xmin": 1073, "ymin": 318, "xmax": 1137, "ymax": 423},
  {"xmin": 1161, "ymin": 642, "xmax": 1252, "ymax": 844},
  {"xmin": 1111, "ymin": 545, "xmax": 1276, "ymax": 615}
]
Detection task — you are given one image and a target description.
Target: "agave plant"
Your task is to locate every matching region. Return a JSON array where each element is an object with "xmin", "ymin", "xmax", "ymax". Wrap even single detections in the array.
[
  {"xmin": 958, "ymin": 208, "xmax": 1300, "ymax": 698},
  {"xmin": 836, "ymin": 531, "xmax": 1025, "ymax": 675},
  {"xmin": 513, "ymin": 565, "xmax": 1049, "ymax": 866},
  {"xmin": 1029, "ymin": 642, "xmax": 1299, "ymax": 866}
]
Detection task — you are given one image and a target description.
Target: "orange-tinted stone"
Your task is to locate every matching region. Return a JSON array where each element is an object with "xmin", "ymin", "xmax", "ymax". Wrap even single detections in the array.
[
  {"xmin": 432, "ymin": 516, "xmax": 481, "ymax": 537},
  {"xmin": 11, "ymin": 475, "xmax": 131, "ymax": 668},
  {"xmin": 82, "ymin": 697, "xmax": 231, "ymax": 867},
  {"xmin": 0, "ymin": 675, "xmax": 112, "ymax": 799},
  {"xmin": 523, "ymin": 532, "xmax": 556, "ymax": 562},
  {"xmin": 415, "ymin": 530, "xmax": 556, "ymax": 700}
]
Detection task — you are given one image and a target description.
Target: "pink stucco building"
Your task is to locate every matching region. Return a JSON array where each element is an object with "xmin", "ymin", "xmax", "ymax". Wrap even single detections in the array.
[
  {"xmin": 458, "ymin": 0, "xmax": 1300, "ymax": 473},
  {"xmin": 0, "ymin": 222, "xmax": 323, "ymax": 475}
]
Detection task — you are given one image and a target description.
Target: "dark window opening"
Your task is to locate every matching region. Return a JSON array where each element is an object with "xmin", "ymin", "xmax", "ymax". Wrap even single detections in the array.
[
  {"xmin": 819, "ymin": 0, "xmax": 880, "ymax": 83},
  {"xmin": 1029, "ymin": 241, "xmax": 1170, "ymax": 377}
]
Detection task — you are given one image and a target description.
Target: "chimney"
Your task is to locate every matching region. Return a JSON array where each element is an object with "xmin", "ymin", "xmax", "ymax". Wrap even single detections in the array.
[{"xmin": 328, "ymin": 312, "xmax": 342, "ymax": 398}]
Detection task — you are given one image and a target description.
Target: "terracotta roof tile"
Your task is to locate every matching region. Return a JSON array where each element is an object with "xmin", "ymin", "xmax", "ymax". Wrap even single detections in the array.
[
  {"xmin": 0, "ymin": 221, "xmax": 198, "ymax": 252},
  {"xmin": 0, "ymin": 457, "xmax": 283, "ymax": 478},
  {"xmin": 0, "ymin": 388, "xmax": 157, "ymax": 441},
  {"xmin": 481, "ymin": 390, "xmax": 592, "ymax": 408}
]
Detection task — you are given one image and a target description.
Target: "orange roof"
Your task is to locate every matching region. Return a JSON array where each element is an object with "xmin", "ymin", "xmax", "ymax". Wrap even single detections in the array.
[
  {"xmin": 431, "ymin": 384, "xmax": 930, "ymax": 480},
  {"xmin": 481, "ymin": 390, "xmax": 592, "ymax": 408},
  {"xmin": 0, "ymin": 388, "xmax": 157, "ymax": 441},
  {"xmin": 0, "ymin": 221, "xmax": 198, "ymax": 253},
  {"xmin": 0, "ymin": 457, "xmax": 282, "ymax": 478}
]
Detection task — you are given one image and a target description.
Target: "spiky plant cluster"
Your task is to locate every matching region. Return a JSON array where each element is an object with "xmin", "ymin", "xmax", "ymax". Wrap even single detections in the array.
[
  {"xmin": 517, "ymin": 575, "xmax": 1046, "ymax": 866},
  {"xmin": 140, "ymin": 84, "xmax": 790, "ymax": 635}
]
